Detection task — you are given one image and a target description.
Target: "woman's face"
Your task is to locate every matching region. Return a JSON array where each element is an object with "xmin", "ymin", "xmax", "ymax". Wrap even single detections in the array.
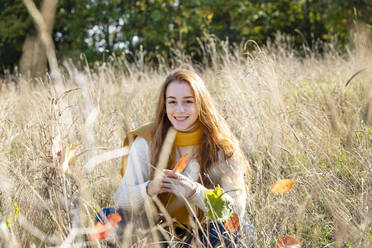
[{"xmin": 165, "ymin": 80, "xmax": 198, "ymax": 132}]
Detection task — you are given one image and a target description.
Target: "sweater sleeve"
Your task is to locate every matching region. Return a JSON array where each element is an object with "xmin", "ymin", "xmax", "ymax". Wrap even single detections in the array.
[
  {"xmin": 189, "ymin": 157, "xmax": 247, "ymax": 219},
  {"xmin": 218, "ymin": 157, "xmax": 247, "ymax": 219},
  {"xmin": 113, "ymin": 137, "xmax": 151, "ymax": 211}
]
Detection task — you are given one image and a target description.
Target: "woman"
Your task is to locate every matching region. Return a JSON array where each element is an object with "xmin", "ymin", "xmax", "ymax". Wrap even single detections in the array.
[{"xmin": 111, "ymin": 69, "xmax": 253, "ymax": 246}]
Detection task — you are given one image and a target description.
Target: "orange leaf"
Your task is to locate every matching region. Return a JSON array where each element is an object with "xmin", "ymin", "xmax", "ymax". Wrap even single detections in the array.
[
  {"xmin": 107, "ymin": 213, "xmax": 122, "ymax": 225},
  {"xmin": 173, "ymin": 153, "xmax": 188, "ymax": 173},
  {"xmin": 223, "ymin": 212, "xmax": 240, "ymax": 232},
  {"xmin": 270, "ymin": 179, "xmax": 294, "ymax": 194},
  {"xmin": 276, "ymin": 236, "xmax": 300, "ymax": 248},
  {"xmin": 88, "ymin": 213, "xmax": 122, "ymax": 240},
  {"xmin": 88, "ymin": 222, "xmax": 110, "ymax": 240}
]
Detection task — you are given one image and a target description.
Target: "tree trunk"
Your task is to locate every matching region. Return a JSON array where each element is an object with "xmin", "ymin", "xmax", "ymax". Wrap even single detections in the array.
[
  {"xmin": 20, "ymin": 0, "xmax": 58, "ymax": 78},
  {"xmin": 20, "ymin": 35, "xmax": 46, "ymax": 78}
]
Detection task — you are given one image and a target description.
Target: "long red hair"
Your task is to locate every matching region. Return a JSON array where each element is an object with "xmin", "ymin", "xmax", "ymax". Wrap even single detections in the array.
[{"xmin": 151, "ymin": 69, "xmax": 247, "ymax": 186}]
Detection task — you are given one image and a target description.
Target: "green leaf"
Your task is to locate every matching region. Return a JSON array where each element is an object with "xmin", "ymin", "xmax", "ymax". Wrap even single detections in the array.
[{"xmin": 203, "ymin": 186, "xmax": 233, "ymax": 221}]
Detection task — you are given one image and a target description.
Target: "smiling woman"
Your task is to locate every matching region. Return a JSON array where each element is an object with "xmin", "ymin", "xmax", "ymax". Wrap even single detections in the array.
[{"xmin": 94, "ymin": 69, "xmax": 256, "ymax": 247}]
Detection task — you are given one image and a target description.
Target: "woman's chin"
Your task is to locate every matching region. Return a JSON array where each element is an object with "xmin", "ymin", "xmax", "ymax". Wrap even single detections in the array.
[{"xmin": 172, "ymin": 122, "xmax": 192, "ymax": 132}]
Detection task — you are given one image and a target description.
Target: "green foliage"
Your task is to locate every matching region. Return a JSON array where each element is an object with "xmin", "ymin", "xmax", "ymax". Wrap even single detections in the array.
[
  {"xmin": 0, "ymin": 0, "xmax": 371, "ymax": 73},
  {"xmin": 54, "ymin": 0, "xmax": 93, "ymax": 61},
  {"xmin": 0, "ymin": 0, "xmax": 37, "ymax": 72},
  {"xmin": 203, "ymin": 186, "xmax": 233, "ymax": 221}
]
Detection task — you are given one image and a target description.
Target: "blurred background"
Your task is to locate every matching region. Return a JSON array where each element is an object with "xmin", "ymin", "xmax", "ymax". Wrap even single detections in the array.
[{"xmin": 1, "ymin": 0, "xmax": 371, "ymax": 77}]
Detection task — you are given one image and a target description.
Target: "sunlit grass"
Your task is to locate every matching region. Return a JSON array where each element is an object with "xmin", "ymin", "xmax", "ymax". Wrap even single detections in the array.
[{"xmin": 0, "ymin": 34, "xmax": 371, "ymax": 247}]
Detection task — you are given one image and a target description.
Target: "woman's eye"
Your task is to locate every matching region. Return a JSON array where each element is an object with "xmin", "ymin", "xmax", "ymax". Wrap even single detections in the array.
[
  {"xmin": 185, "ymin": 100, "xmax": 194, "ymax": 104},
  {"xmin": 168, "ymin": 101, "xmax": 176, "ymax": 104}
]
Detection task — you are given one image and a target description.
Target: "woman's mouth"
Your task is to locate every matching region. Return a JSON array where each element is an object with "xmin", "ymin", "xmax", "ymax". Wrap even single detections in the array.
[{"xmin": 174, "ymin": 116, "xmax": 189, "ymax": 121}]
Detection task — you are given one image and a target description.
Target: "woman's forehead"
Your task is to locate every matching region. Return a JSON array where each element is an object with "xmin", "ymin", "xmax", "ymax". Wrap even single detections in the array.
[{"xmin": 166, "ymin": 80, "xmax": 195, "ymax": 98}]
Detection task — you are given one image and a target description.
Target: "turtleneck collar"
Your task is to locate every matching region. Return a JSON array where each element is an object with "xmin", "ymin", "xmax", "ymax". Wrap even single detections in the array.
[{"xmin": 174, "ymin": 122, "xmax": 202, "ymax": 147}]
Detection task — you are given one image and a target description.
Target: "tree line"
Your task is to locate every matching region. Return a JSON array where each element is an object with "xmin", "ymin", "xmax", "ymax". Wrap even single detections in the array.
[{"xmin": 0, "ymin": 0, "xmax": 371, "ymax": 75}]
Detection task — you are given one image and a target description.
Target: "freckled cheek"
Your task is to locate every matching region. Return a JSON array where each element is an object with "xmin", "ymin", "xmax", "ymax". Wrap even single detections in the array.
[
  {"xmin": 166, "ymin": 106, "xmax": 176, "ymax": 115},
  {"xmin": 186, "ymin": 106, "xmax": 197, "ymax": 116},
  {"xmin": 166, "ymin": 104, "xmax": 173, "ymax": 111},
  {"xmin": 184, "ymin": 105, "xmax": 196, "ymax": 112}
]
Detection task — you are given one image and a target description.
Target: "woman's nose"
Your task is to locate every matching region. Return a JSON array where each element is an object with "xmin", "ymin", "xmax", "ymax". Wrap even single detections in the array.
[{"xmin": 176, "ymin": 103, "xmax": 185, "ymax": 112}]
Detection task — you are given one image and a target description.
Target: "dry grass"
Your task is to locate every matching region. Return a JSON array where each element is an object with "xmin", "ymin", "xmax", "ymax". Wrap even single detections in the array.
[{"xmin": 0, "ymin": 34, "xmax": 371, "ymax": 247}]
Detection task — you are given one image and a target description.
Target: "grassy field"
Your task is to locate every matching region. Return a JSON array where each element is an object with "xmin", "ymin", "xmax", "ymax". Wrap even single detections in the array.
[{"xmin": 0, "ymin": 34, "xmax": 371, "ymax": 247}]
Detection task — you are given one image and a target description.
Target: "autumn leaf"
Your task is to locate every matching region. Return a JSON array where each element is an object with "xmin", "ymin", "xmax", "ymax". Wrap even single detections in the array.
[
  {"xmin": 270, "ymin": 179, "xmax": 294, "ymax": 194},
  {"xmin": 276, "ymin": 236, "xmax": 300, "ymax": 248},
  {"xmin": 223, "ymin": 212, "xmax": 240, "ymax": 232},
  {"xmin": 88, "ymin": 222, "xmax": 108, "ymax": 240},
  {"xmin": 52, "ymin": 135, "xmax": 63, "ymax": 158},
  {"xmin": 62, "ymin": 144, "xmax": 78, "ymax": 172},
  {"xmin": 173, "ymin": 153, "xmax": 188, "ymax": 173},
  {"xmin": 107, "ymin": 213, "xmax": 122, "ymax": 224},
  {"xmin": 204, "ymin": 186, "xmax": 233, "ymax": 221},
  {"xmin": 88, "ymin": 213, "xmax": 122, "ymax": 240}
]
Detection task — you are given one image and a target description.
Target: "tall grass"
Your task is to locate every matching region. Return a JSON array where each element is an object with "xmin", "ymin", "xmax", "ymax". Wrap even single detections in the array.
[{"xmin": 0, "ymin": 33, "xmax": 371, "ymax": 247}]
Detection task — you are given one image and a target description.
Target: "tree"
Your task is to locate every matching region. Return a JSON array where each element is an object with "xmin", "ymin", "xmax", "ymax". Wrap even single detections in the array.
[
  {"xmin": 0, "ymin": 0, "xmax": 371, "ymax": 74},
  {"xmin": 20, "ymin": 0, "xmax": 59, "ymax": 78}
]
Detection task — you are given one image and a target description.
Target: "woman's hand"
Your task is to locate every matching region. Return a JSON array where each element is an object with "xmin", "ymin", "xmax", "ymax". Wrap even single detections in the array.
[
  {"xmin": 146, "ymin": 177, "xmax": 166, "ymax": 197},
  {"xmin": 160, "ymin": 169, "xmax": 197, "ymax": 199},
  {"xmin": 146, "ymin": 170, "xmax": 177, "ymax": 197}
]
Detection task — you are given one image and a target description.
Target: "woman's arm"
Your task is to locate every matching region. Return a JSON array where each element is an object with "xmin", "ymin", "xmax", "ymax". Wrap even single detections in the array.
[
  {"xmin": 218, "ymin": 157, "xmax": 247, "ymax": 218},
  {"xmin": 188, "ymin": 157, "xmax": 247, "ymax": 218},
  {"xmin": 113, "ymin": 137, "xmax": 151, "ymax": 210},
  {"xmin": 161, "ymin": 157, "xmax": 246, "ymax": 216}
]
